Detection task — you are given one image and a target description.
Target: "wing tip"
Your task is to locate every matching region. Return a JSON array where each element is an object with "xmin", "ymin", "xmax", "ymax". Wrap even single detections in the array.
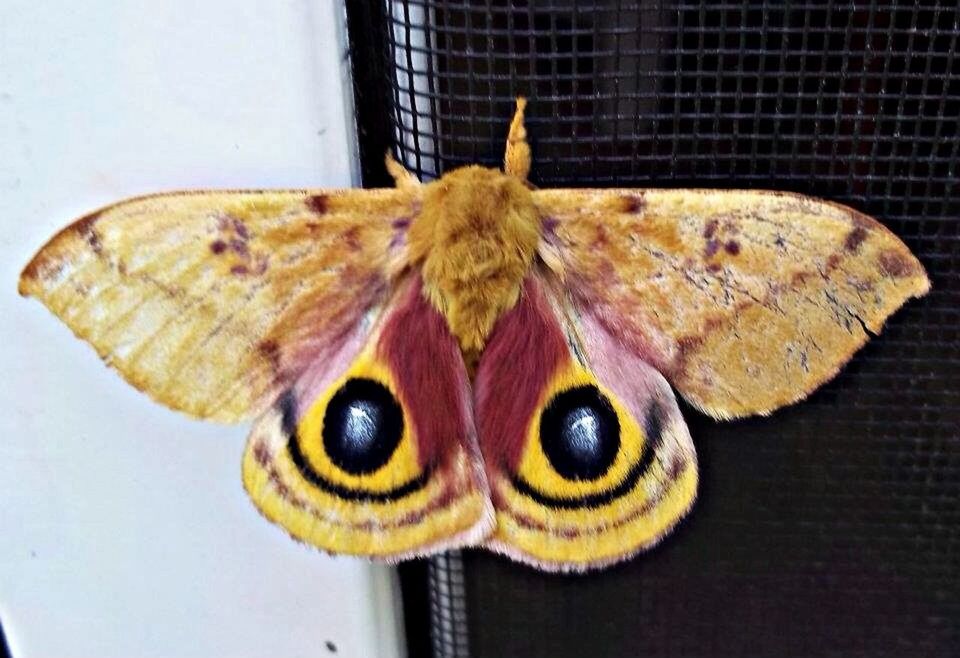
[
  {"xmin": 685, "ymin": 273, "xmax": 929, "ymax": 422},
  {"xmin": 815, "ymin": 195, "xmax": 932, "ymax": 293},
  {"xmin": 17, "ymin": 271, "xmax": 34, "ymax": 297},
  {"xmin": 19, "ymin": 205, "xmax": 108, "ymax": 293}
]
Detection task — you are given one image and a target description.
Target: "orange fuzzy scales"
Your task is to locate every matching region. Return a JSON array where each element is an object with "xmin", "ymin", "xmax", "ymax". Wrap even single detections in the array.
[
  {"xmin": 503, "ymin": 97, "xmax": 532, "ymax": 180},
  {"xmin": 407, "ymin": 165, "xmax": 541, "ymax": 357}
]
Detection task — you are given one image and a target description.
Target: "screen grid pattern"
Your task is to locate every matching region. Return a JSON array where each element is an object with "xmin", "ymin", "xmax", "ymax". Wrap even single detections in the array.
[{"xmin": 345, "ymin": 2, "xmax": 959, "ymax": 656}]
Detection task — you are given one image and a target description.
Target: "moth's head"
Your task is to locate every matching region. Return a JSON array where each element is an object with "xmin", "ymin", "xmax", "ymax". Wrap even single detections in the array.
[
  {"xmin": 403, "ymin": 98, "xmax": 543, "ymax": 356},
  {"xmin": 406, "ymin": 97, "xmax": 538, "ymax": 262},
  {"xmin": 408, "ymin": 165, "xmax": 540, "ymax": 262}
]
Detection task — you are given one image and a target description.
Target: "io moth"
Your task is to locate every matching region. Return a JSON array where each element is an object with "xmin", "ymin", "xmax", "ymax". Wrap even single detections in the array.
[{"xmin": 20, "ymin": 99, "xmax": 929, "ymax": 572}]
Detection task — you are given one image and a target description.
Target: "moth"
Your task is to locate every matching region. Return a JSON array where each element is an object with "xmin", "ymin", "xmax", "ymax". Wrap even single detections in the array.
[{"xmin": 20, "ymin": 99, "xmax": 929, "ymax": 572}]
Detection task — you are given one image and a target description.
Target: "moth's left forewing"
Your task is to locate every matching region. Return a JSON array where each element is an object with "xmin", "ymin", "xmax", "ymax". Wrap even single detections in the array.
[
  {"xmin": 537, "ymin": 188, "xmax": 930, "ymax": 419},
  {"xmin": 19, "ymin": 189, "xmax": 416, "ymax": 422}
]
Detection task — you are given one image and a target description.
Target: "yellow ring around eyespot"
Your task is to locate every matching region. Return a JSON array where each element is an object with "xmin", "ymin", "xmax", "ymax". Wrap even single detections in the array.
[
  {"xmin": 492, "ymin": 462, "xmax": 699, "ymax": 566},
  {"xmin": 243, "ymin": 426, "xmax": 490, "ymax": 555},
  {"xmin": 273, "ymin": 442, "xmax": 441, "ymax": 519},
  {"xmin": 498, "ymin": 459, "xmax": 667, "ymax": 525},
  {"xmin": 295, "ymin": 350, "xmax": 423, "ymax": 493},
  {"xmin": 515, "ymin": 363, "xmax": 647, "ymax": 499}
]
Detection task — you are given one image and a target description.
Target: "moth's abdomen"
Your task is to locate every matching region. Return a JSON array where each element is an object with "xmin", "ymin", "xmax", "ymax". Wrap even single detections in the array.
[{"xmin": 407, "ymin": 166, "xmax": 541, "ymax": 354}]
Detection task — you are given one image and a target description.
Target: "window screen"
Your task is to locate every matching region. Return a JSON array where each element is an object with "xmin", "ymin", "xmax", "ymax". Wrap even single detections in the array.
[{"xmin": 346, "ymin": 2, "xmax": 958, "ymax": 656}]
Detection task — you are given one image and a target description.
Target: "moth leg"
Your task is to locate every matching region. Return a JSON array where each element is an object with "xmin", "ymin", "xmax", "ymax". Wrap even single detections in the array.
[
  {"xmin": 503, "ymin": 96, "xmax": 531, "ymax": 182},
  {"xmin": 385, "ymin": 152, "xmax": 421, "ymax": 190}
]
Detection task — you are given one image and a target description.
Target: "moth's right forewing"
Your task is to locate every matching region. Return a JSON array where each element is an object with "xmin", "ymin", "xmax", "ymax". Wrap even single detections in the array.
[{"xmin": 537, "ymin": 188, "xmax": 930, "ymax": 420}]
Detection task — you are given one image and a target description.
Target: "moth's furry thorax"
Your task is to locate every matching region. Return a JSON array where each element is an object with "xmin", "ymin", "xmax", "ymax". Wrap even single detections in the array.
[{"xmin": 407, "ymin": 165, "xmax": 540, "ymax": 358}]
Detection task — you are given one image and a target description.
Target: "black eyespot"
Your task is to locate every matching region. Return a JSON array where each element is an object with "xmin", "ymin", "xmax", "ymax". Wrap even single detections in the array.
[
  {"xmin": 322, "ymin": 378, "xmax": 404, "ymax": 475},
  {"xmin": 540, "ymin": 385, "xmax": 620, "ymax": 481}
]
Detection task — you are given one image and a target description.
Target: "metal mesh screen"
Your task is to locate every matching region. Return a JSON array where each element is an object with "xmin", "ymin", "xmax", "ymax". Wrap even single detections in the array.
[
  {"xmin": 346, "ymin": 1, "xmax": 959, "ymax": 656},
  {"xmin": 427, "ymin": 551, "xmax": 470, "ymax": 658}
]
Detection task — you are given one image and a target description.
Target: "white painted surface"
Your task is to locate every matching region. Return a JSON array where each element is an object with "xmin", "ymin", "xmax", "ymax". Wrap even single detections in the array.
[{"xmin": 0, "ymin": 1, "xmax": 402, "ymax": 657}]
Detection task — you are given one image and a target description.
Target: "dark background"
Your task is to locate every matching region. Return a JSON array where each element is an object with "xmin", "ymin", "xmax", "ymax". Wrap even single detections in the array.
[{"xmin": 346, "ymin": 2, "xmax": 959, "ymax": 657}]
